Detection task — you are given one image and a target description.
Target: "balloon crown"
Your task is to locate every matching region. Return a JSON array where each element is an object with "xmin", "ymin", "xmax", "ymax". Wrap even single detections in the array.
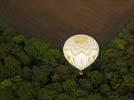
[{"xmin": 74, "ymin": 35, "xmax": 88, "ymax": 44}]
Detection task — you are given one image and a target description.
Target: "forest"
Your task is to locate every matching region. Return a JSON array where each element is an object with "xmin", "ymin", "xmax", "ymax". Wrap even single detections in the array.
[{"xmin": 0, "ymin": 17, "xmax": 134, "ymax": 100}]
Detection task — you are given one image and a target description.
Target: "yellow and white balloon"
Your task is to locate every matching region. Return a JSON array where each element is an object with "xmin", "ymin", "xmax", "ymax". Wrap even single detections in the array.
[{"xmin": 63, "ymin": 34, "xmax": 99, "ymax": 75}]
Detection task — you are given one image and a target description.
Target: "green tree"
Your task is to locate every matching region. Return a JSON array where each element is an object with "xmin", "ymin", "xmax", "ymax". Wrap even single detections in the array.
[
  {"xmin": 22, "ymin": 67, "xmax": 32, "ymax": 80},
  {"xmin": 100, "ymin": 84, "xmax": 111, "ymax": 95},
  {"xmin": 111, "ymin": 39, "xmax": 127, "ymax": 50},
  {"xmin": 79, "ymin": 79, "xmax": 93, "ymax": 91},
  {"xmin": 12, "ymin": 34, "xmax": 26, "ymax": 44},
  {"xmin": 24, "ymin": 38, "xmax": 49, "ymax": 60},
  {"xmin": 44, "ymin": 49, "xmax": 65, "ymax": 66},
  {"xmin": 15, "ymin": 51, "xmax": 30, "ymax": 66},
  {"xmin": 32, "ymin": 65, "xmax": 50, "ymax": 83},
  {"xmin": 4, "ymin": 56, "xmax": 21, "ymax": 77},
  {"xmin": 0, "ymin": 79, "xmax": 12, "ymax": 89},
  {"xmin": 17, "ymin": 82, "xmax": 35, "ymax": 100},
  {"xmin": 38, "ymin": 88, "xmax": 53, "ymax": 100},
  {"xmin": 45, "ymin": 82, "xmax": 63, "ymax": 94},
  {"xmin": 87, "ymin": 93, "xmax": 103, "ymax": 100},
  {"xmin": 0, "ymin": 88, "xmax": 15, "ymax": 100},
  {"xmin": 63, "ymin": 79, "xmax": 78, "ymax": 91},
  {"xmin": 88, "ymin": 71, "xmax": 104, "ymax": 87}
]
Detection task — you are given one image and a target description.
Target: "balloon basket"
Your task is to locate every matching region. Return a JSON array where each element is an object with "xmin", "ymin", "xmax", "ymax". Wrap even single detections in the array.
[{"xmin": 79, "ymin": 70, "xmax": 83, "ymax": 75}]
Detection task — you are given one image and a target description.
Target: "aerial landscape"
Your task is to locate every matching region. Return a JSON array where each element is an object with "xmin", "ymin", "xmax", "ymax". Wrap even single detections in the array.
[{"xmin": 0, "ymin": 0, "xmax": 134, "ymax": 100}]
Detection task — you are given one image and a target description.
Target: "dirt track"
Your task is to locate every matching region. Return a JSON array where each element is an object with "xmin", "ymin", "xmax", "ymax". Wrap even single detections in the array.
[{"xmin": 0, "ymin": 0, "xmax": 134, "ymax": 48}]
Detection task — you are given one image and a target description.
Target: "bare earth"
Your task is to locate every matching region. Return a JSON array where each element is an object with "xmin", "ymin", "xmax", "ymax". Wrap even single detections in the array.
[{"xmin": 0, "ymin": 0, "xmax": 134, "ymax": 48}]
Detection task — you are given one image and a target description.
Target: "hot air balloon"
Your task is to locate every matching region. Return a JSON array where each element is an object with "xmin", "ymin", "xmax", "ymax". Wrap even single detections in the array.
[{"xmin": 63, "ymin": 34, "xmax": 99, "ymax": 75}]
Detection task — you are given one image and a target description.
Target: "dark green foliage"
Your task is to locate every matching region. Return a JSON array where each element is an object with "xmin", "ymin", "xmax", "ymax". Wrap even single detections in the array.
[
  {"xmin": 88, "ymin": 71, "xmax": 104, "ymax": 87},
  {"xmin": 22, "ymin": 67, "xmax": 32, "ymax": 80},
  {"xmin": 63, "ymin": 79, "xmax": 78, "ymax": 91},
  {"xmin": 17, "ymin": 82, "xmax": 35, "ymax": 100},
  {"xmin": 12, "ymin": 34, "xmax": 26, "ymax": 44},
  {"xmin": 100, "ymin": 84, "xmax": 111, "ymax": 95},
  {"xmin": 43, "ymin": 48, "xmax": 65, "ymax": 65},
  {"xmin": 87, "ymin": 93, "xmax": 102, "ymax": 100},
  {"xmin": 0, "ymin": 17, "xmax": 134, "ymax": 100},
  {"xmin": 32, "ymin": 65, "xmax": 50, "ymax": 83},
  {"xmin": 0, "ymin": 88, "xmax": 15, "ymax": 100},
  {"xmin": 38, "ymin": 88, "xmax": 53, "ymax": 100},
  {"xmin": 24, "ymin": 38, "xmax": 49, "ymax": 60},
  {"xmin": 4, "ymin": 56, "xmax": 21, "ymax": 77}
]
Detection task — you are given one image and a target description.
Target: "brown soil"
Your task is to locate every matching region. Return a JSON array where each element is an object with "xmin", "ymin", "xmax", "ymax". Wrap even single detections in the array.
[{"xmin": 0, "ymin": 0, "xmax": 134, "ymax": 48}]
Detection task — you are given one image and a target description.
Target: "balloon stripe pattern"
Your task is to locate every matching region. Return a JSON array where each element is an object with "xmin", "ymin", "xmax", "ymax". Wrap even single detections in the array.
[{"xmin": 63, "ymin": 34, "xmax": 99, "ymax": 71}]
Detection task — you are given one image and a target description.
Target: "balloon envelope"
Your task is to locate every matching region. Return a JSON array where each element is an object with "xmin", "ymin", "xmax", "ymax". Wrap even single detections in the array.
[{"xmin": 63, "ymin": 34, "xmax": 99, "ymax": 71}]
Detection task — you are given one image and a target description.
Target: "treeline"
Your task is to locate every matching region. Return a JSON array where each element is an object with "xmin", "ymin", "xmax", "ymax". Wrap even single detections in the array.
[{"xmin": 0, "ymin": 17, "xmax": 134, "ymax": 100}]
